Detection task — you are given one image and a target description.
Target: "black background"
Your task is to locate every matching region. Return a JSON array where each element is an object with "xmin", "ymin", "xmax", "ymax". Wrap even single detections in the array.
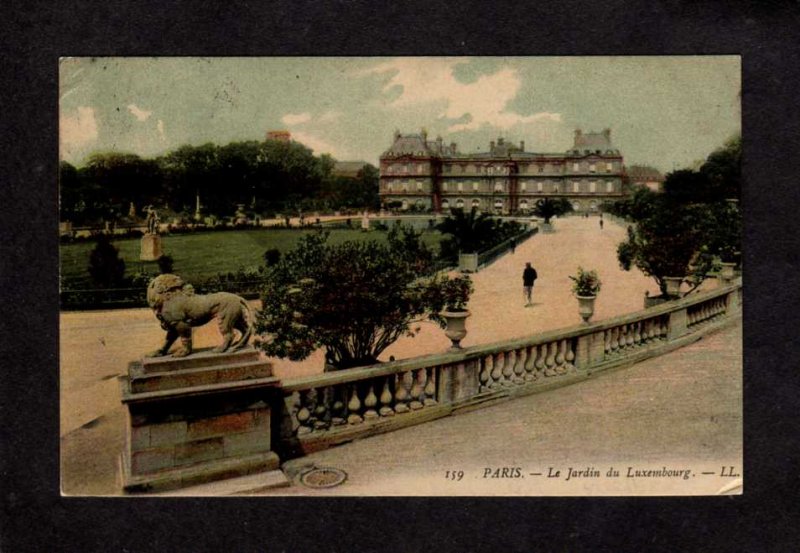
[{"xmin": 2, "ymin": 1, "xmax": 799, "ymax": 551}]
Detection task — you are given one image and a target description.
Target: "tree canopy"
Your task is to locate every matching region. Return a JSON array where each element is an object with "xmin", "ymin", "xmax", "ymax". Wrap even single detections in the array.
[
  {"xmin": 255, "ymin": 227, "xmax": 472, "ymax": 370},
  {"xmin": 60, "ymin": 139, "xmax": 377, "ymax": 225}
]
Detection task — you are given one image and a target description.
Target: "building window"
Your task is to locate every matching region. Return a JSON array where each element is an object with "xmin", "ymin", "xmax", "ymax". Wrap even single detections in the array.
[
  {"xmin": 589, "ymin": 163, "xmax": 596, "ymax": 173},
  {"xmin": 606, "ymin": 181, "xmax": 614, "ymax": 192},
  {"xmin": 387, "ymin": 182, "xmax": 393, "ymax": 192},
  {"xmin": 416, "ymin": 181, "xmax": 423, "ymax": 191},
  {"xmin": 554, "ymin": 183, "xmax": 560, "ymax": 193},
  {"xmin": 520, "ymin": 181, "xmax": 527, "ymax": 192},
  {"xmin": 456, "ymin": 198, "xmax": 464, "ymax": 208},
  {"xmin": 606, "ymin": 162, "xmax": 613, "ymax": 172},
  {"xmin": 442, "ymin": 199, "xmax": 450, "ymax": 209},
  {"xmin": 572, "ymin": 200, "xmax": 581, "ymax": 211},
  {"xmin": 444, "ymin": 165, "xmax": 451, "ymax": 173},
  {"xmin": 472, "ymin": 181, "xmax": 479, "ymax": 191},
  {"xmin": 572, "ymin": 162, "xmax": 580, "ymax": 172},
  {"xmin": 472, "ymin": 199, "xmax": 480, "ymax": 209},
  {"xmin": 590, "ymin": 181, "xmax": 597, "ymax": 193},
  {"xmin": 457, "ymin": 181, "xmax": 463, "ymax": 192},
  {"xmin": 573, "ymin": 181, "xmax": 580, "ymax": 193},
  {"xmin": 418, "ymin": 164, "xmax": 424, "ymax": 173},
  {"xmin": 494, "ymin": 182, "xmax": 503, "ymax": 192},
  {"xmin": 538, "ymin": 164, "xmax": 544, "ymax": 173},
  {"xmin": 537, "ymin": 181, "xmax": 543, "ymax": 192},
  {"xmin": 519, "ymin": 199, "xmax": 529, "ymax": 211}
]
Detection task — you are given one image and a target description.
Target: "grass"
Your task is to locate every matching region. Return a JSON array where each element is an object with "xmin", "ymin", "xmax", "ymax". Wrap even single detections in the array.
[{"xmin": 60, "ymin": 228, "xmax": 445, "ymax": 286}]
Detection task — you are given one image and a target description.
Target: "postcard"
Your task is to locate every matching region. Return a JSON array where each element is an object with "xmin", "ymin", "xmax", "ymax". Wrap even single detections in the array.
[{"xmin": 59, "ymin": 56, "xmax": 742, "ymax": 496}]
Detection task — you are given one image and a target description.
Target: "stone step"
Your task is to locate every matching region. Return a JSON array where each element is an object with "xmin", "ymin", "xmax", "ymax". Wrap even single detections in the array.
[
  {"xmin": 139, "ymin": 347, "xmax": 261, "ymax": 374},
  {"xmin": 129, "ymin": 359, "xmax": 273, "ymax": 394},
  {"xmin": 154, "ymin": 469, "xmax": 290, "ymax": 496}
]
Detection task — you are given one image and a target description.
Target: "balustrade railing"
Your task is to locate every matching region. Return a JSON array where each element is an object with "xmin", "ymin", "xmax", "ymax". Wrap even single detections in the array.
[{"xmin": 276, "ymin": 279, "xmax": 742, "ymax": 454}]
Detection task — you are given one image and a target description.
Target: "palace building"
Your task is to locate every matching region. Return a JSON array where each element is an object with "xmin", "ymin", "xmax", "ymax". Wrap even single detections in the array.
[{"xmin": 379, "ymin": 128, "xmax": 626, "ymax": 214}]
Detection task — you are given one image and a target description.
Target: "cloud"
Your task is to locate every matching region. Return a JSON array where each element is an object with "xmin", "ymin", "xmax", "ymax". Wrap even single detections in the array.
[
  {"xmin": 127, "ymin": 103, "xmax": 152, "ymax": 122},
  {"xmin": 281, "ymin": 112, "xmax": 312, "ymax": 125},
  {"xmin": 60, "ymin": 106, "xmax": 98, "ymax": 155},
  {"xmin": 290, "ymin": 131, "xmax": 342, "ymax": 157},
  {"xmin": 364, "ymin": 58, "xmax": 562, "ymax": 132},
  {"xmin": 318, "ymin": 110, "xmax": 341, "ymax": 123}
]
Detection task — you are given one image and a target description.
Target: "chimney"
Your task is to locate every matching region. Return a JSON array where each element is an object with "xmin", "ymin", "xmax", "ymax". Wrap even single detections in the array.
[
  {"xmin": 603, "ymin": 128, "xmax": 611, "ymax": 139},
  {"xmin": 490, "ymin": 140, "xmax": 495, "ymax": 152},
  {"xmin": 520, "ymin": 140, "xmax": 525, "ymax": 151}
]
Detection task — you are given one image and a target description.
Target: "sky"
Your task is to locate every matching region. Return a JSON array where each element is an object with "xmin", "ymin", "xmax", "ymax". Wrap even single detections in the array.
[{"xmin": 59, "ymin": 57, "xmax": 740, "ymax": 173}]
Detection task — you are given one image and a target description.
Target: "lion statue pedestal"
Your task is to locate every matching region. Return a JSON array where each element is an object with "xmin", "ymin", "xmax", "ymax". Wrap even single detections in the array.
[{"xmin": 119, "ymin": 347, "xmax": 286, "ymax": 493}]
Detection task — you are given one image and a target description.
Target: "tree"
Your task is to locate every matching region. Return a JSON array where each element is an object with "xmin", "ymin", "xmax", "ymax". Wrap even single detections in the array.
[
  {"xmin": 436, "ymin": 207, "xmax": 496, "ymax": 254},
  {"xmin": 88, "ymin": 234, "xmax": 126, "ymax": 287},
  {"xmin": 533, "ymin": 198, "xmax": 573, "ymax": 224},
  {"xmin": 255, "ymin": 227, "xmax": 472, "ymax": 370}
]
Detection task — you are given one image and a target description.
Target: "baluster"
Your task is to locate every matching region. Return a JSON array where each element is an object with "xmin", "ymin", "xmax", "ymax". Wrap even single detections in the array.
[
  {"xmin": 555, "ymin": 340, "xmax": 566, "ymax": 374},
  {"xmin": 564, "ymin": 339, "xmax": 576, "ymax": 371},
  {"xmin": 347, "ymin": 385, "xmax": 363, "ymax": 424},
  {"xmin": 423, "ymin": 367, "xmax": 437, "ymax": 406},
  {"xmin": 394, "ymin": 371, "xmax": 411, "ymax": 413},
  {"xmin": 647, "ymin": 319, "xmax": 657, "ymax": 341},
  {"xmin": 331, "ymin": 387, "xmax": 346, "ymax": 425},
  {"xmin": 409, "ymin": 369, "xmax": 424, "ymax": 410},
  {"xmin": 604, "ymin": 329, "xmax": 612, "ymax": 353},
  {"xmin": 610, "ymin": 326, "xmax": 619, "ymax": 352},
  {"xmin": 363, "ymin": 382, "xmax": 379, "ymax": 420},
  {"xmin": 633, "ymin": 322, "xmax": 642, "ymax": 346},
  {"xmin": 480, "ymin": 356, "xmax": 492, "ymax": 390},
  {"xmin": 660, "ymin": 316, "xmax": 669, "ymax": 338},
  {"xmin": 524, "ymin": 346, "xmax": 537, "ymax": 381},
  {"xmin": 502, "ymin": 350, "xmax": 515, "ymax": 385},
  {"xmin": 491, "ymin": 353, "xmax": 504, "ymax": 388},
  {"xmin": 379, "ymin": 378, "xmax": 395, "ymax": 417},
  {"xmin": 513, "ymin": 348, "xmax": 526, "ymax": 383},
  {"xmin": 295, "ymin": 390, "xmax": 313, "ymax": 435},
  {"xmin": 313, "ymin": 387, "xmax": 331, "ymax": 429},
  {"xmin": 534, "ymin": 344, "xmax": 546, "ymax": 376},
  {"xmin": 626, "ymin": 324, "xmax": 635, "ymax": 347},
  {"xmin": 545, "ymin": 341, "xmax": 557, "ymax": 376}
]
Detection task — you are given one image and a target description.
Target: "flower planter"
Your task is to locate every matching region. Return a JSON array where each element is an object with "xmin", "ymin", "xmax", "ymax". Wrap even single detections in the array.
[
  {"xmin": 442, "ymin": 309, "xmax": 471, "ymax": 349},
  {"xmin": 719, "ymin": 262, "xmax": 736, "ymax": 283},
  {"xmin": 663, "ymin": 276, "xmax": 684, "ymax": 298},
  {"xmin": 576, "ymin": 295, "xmax": 596, "ymax": 324}
]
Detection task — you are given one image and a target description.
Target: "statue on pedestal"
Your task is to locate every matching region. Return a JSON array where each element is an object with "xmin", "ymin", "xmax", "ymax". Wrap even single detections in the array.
[
  {"xmin": 145, "ymin": 274, "xmax": 254, "ymax": 358},
  {"xmin": 145, "ymin": 205, "xmax": 160, "ymax": 235}
]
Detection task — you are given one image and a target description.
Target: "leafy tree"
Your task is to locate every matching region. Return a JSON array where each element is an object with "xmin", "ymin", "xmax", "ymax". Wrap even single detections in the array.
[
  {"xmin": 436, "ymin": 207, "xmax": 496, "ymax": 253},
  {"xmin": 533, "ymin": 198, "xmax": 573, "ymax": 224},
  {"xmin": 88, "ymin": 234, "xmax": 126, "ymax": 287},
  {"xmin": 700, "ymin": 135, "xmax": 741, "ymax": 201},
  {"xmin": 157, "ymin": 254, "xmax": 174, "ymax": 274},
  {"xmin": 255, "ymin": 227, "xmax": 472, "ymax": 370}
]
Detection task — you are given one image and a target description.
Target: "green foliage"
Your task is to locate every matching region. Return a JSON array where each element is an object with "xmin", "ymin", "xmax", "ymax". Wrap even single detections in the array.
[
  {"xmin": 88, "ymin": 233, "xmax": 126, "ymax": 287},
  {"xmin": 569, "ymin": 267, "xmax": 602, "ymax": 296},
  {"xmin": 533, "ymin": 198, "xmax": 573, "ymax": 224},
  {"xmin": 157, "ymin": 254, "xmax": 174, "ymax": 274},
  {"xmin": 255, "ymin": 227, "xmax": 472, "ymax": 370},
  {"xmin": 436, "ymin": 207, "xmax": 497, "ymax": 253},
  {"xmin": 263, "ymin": 248, "xmax": 281, "ymax": 266}
]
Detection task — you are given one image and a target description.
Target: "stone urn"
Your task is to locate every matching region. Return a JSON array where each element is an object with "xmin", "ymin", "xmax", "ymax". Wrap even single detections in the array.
[
  {"xmin": 442, "ymin": 309, "xmax": 471, "ymax": 349},
  {"xmin": 663, "ymin": 276, "xmax": 684, "ymax": 298},
  {"xmin": 576, "ymin": 295, "xmax": 596, "ymax": 324},
  {"xmin": 719, "ymin": 262, "xmax": 736, "ymax": 283}
]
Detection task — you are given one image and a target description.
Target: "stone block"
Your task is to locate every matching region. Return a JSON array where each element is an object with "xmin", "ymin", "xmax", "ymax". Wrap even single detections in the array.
[
  {"xmin": 187, "ymin": 411, "xmax": 256, "ymax": 440},
  {"xmin": 175, "ymin": 437, "xmax": 224, "ymax": 465},
  {"xmin": 149, "ymin": 421, "xmax": 188, "ymax": 447},
  {"xmin": 140, "ymin": 233, "xmax": 163, "ymax": 261},
  {"xmin": 223, "ymin": 427, "xmax": 271, "ymax": 458},
  {"xmin": 132, "ymin": 447, "xmax": 175, "ymax": 474}
]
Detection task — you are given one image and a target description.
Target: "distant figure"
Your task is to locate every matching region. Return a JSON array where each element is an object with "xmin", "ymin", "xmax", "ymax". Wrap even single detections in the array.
[
  {"xmin": 599, "ymin": 219, "xmax": 604, "ymax": 230},
  {"xmin": 522, "ymin": 262, "xmax": 538, "ymax": 307},
  {"xmin": 510, "ymin": 237, "xmax": 516, "ymax": 253}
]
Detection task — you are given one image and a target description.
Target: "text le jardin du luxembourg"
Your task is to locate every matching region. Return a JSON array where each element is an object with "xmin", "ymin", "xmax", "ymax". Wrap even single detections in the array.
[{"xmin": 444, "ymin": 465, "xmax": 741, "ymax": 482}]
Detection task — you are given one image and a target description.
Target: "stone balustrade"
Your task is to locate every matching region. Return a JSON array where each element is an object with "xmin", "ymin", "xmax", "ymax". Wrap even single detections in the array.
[{"xmin": 275, "ymin": 279, "xmax": 742, "ymax": 457}]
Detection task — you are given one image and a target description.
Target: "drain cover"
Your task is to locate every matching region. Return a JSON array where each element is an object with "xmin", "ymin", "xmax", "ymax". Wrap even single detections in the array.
[{"xmin": 299, "ymin": 467, "xmax": 348, "ymax": 489}]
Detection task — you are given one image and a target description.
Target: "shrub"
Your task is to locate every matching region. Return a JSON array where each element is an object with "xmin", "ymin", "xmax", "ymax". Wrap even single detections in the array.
[
  {"xmin": 569, "ymin": 267, "xmax": 602, "ymax": 296},
  {"xmin": 87, "ymin": 233, "xmax": 126, "ymax": 287},
  {"xmin": 157, "ymin": 254, "xmax": 174, "ymax": 274},
  {"xmin": 263, "ymin": 248, "xmax": 282, "ymax": 266}
]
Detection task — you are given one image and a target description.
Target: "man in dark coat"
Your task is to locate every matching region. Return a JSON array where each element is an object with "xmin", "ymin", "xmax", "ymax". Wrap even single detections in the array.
[{"xmin": 523, "ymin": 262, "xmax": 538, "ymax": 306}]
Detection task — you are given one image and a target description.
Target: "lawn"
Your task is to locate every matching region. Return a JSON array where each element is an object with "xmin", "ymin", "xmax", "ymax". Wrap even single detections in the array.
[{"xmin": 60, "ymin": 227, "xmax": 445, "ymax": 286}]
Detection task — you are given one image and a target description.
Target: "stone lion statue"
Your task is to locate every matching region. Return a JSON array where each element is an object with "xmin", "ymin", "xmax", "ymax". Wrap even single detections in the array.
[{"xmin": 146, "ymin": 274, "xmax": 254, "ymax": 358}]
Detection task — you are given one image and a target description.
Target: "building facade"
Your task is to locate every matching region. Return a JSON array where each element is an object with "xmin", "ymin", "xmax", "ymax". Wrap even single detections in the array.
[
  {"xmin": 379, "ymin": 129, "xmax": 626, "ymax": 214},
  {"xmin": 625, "ymin": 164, "xmax": 665, "ymax": 193}
]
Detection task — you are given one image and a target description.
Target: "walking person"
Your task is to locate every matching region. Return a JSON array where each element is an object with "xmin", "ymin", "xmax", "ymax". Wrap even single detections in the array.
[
  {"xmin": 599, "ymin": 218, "xmax": 604, "ymax": 230},
  {"xmin": 523, "ymin": 262, "xmax": 538, "ymax": 307}
]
